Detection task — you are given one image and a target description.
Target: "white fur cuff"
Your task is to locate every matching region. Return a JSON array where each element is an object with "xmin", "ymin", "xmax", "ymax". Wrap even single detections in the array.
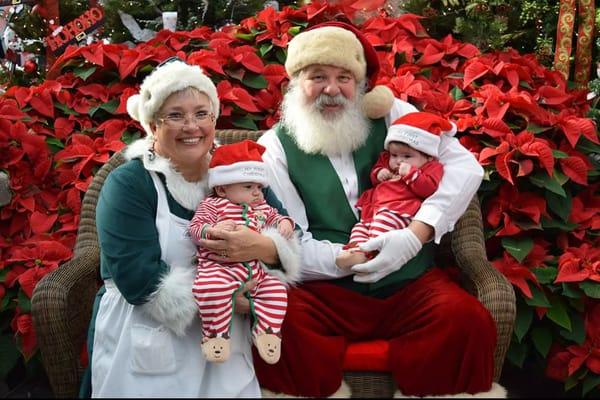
[
  {"xmin": 141, "ymin": 265, "xmax": 197, "ymax": 337},
  {"xmin": 262, "ymin": 227, "xmax": 302, "ymax": 285}
]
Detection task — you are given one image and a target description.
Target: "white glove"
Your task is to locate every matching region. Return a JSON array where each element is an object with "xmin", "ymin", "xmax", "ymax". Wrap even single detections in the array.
[{"xmin": 351, "ymin": 228, "xmax": 423, "ymax": 283}]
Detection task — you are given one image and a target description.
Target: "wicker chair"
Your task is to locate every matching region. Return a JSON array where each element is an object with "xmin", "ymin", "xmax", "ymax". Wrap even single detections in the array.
[{"xmin": 31, "ymin": 129, "xmax": 516, "ymax": 398}]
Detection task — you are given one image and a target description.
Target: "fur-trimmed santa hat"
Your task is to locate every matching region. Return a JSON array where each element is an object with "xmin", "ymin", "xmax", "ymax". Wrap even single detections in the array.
[
  {"xmin": 285, "ymin": 21, "xmax": 395, "ymax": 119},
  {"xmin": 126, "ymin": 58, "xmax": 220, "ymax": 139},
  {"xmin": 208, "ymin": 140, "xmax": 269, "ymax": 189},
  {"xmin": 384, "ymin": 112, "xmax": 457, "ymax": 157}
]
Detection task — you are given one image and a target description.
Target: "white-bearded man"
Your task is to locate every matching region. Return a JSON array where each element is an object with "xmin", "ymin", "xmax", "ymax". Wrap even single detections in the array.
[{"xmin": 254, "ymin": 21, "xmax": 505, "ymax": 398}]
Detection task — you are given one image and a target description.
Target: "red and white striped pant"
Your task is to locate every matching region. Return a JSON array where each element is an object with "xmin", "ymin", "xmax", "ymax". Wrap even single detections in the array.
[
  {"xmin": 349, "ymin": 209, "xmax": 412, "ymax": 245},
  {"xmin": 192, "ymin": 259, "xmax": 288, "ymax": 338}
]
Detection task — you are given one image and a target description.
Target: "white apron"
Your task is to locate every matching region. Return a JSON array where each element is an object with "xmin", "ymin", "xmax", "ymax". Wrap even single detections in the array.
[{"xmin": 91, "ymin": 171, "xmax": 260, "ymax": 398}]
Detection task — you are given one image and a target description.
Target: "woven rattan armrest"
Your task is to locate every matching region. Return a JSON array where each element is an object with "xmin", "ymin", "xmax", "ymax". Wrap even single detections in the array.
[
  {"xmin": 450, "ymin": 196, "xmax": 516, "ymax": 382},
  {"xmin": 31, "ymin": 247, "xmax": 100, "ymax": 398}
]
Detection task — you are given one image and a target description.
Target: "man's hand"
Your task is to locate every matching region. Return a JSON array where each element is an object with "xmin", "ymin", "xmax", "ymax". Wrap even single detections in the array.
[
  {"xmin": 350, "ymin": 228, "xmax": 422, "ymax": 283},
  {"xmin": 277, "ymin": 220, "xmax": 294, "ymax": 239},
  {"xmin": 376, "ymin": 168, "xmax": 395, "ymax": 182},
  {"xmin": 233, "ymin": 279, "xmax": 257, "ymax": 314}
]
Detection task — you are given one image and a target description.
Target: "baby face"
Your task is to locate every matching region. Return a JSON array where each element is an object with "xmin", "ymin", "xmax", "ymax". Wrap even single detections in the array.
[
  {"xmin": 218, "ymin": 182, "xmax": 264, "ymax": 205},
  {"xmin": 387, "ymin": 142, "xmax": 431, "ymax": 172}
]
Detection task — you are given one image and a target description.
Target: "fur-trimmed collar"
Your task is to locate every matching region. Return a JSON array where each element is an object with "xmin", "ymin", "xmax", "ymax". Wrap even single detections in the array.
[{"xmin": 124, "ymin": 137, "xmax": 209, "ymax": 211}]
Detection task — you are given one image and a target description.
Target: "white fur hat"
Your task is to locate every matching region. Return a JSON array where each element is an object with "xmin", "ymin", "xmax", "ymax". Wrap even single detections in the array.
[
  {"xmin": 285, "ymin": 22, "xmax": 394, "ymax": 119},
  {"xmin": 126, "ymin": 59, "xmax": 220, "ymax": 138},
  {"xmin": 384, "ymin": 112, "xmax": 457, "ymax": 157}
]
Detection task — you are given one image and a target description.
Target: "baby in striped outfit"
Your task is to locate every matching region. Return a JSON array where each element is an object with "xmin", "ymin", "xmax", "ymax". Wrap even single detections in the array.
[{"xmin": 190, "ymin": 140, "xmax": 295, "ymax": 365}]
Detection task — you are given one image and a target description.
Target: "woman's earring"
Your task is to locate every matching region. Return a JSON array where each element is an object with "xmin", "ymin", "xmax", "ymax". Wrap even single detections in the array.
[
  {"xmin": 210, "ymin": 142, "xmax": 217, "ymax": 155},
  {"xmin": 148, "ymin": 140, "xmax": 157, "ymax": 161}
]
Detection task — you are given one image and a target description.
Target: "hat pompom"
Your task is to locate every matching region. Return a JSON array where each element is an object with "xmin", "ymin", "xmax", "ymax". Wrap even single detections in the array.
[
  {"xmin": 127, "ymin": 94, "xmax": 142, "ymax": 121},
  {"xmin": 362, "ymin": 85, "xmax": 394, "ymax": 119}
]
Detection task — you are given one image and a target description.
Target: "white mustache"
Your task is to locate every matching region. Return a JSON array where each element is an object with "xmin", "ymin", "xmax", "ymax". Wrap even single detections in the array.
[{"xmin": 315, "ymin": 94, "xmax": 348, "ymax": 110}]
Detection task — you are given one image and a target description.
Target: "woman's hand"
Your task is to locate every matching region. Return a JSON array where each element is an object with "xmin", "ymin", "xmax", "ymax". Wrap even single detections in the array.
[
  {"xmin": 199, "ymin": 224, "xmax": 279, "ymax": 264},
  {"xmin": 233, "ymin": 279, "xmax": 257, "ymax": 314}
]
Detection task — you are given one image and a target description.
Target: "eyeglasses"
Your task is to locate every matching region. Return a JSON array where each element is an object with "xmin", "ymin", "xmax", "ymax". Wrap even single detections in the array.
[{"xmin": 157, "ymin": 111, "xmax": 216, "ymax": 128}]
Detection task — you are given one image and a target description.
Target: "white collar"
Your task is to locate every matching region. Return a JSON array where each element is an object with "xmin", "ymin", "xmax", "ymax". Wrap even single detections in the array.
[{"xmin": 125, "ymin": 137, "xmax": 209, "ymax": 211}]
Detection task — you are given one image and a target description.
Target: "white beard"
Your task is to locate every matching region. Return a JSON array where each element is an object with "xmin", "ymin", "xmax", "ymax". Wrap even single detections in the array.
[{"xmin": 280, "ymin": 81, "xmax": 370, "ymax": 157}]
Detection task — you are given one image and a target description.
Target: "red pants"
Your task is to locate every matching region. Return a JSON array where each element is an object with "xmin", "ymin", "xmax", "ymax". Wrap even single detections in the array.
[{"xmin": 252, "ymin": 268, "xmax": 496, "ymax": 397}]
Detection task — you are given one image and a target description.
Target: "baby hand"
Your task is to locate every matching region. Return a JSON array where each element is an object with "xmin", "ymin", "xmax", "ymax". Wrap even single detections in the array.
[
  {"xmin": 277, "ymin": 220, "xmax": 294, "ymax": 239},
  {"xmin": 376, "ymin": 168, "xmax": 394, "ymax": 182},
  {"xmin": 397, "ymin": 162, "xmax": 412, "ymax": 177},
  {"xmin": 214, "ymin": 220, "xmax": 237, "ymax": 231}
]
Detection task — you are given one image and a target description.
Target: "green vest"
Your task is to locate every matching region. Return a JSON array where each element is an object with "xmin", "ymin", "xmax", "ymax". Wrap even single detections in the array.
[{"xmin": 275, "ymin": 121, "xmax": 435, "ymax": 298}]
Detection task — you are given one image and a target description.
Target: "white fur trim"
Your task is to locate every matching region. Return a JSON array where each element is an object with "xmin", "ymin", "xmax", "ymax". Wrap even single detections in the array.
[
  {"xmin": 126, "ymin": 60, "xmax": 220, "ymax": 140},
  {"xmin": 393, "ymin": 382, "xmax": 507, "ymax": 398},
  {"xmin": 260, "ymin": 380, "xmax": 351, "ymax": 398},
  {"xmin": 286, "ymin": 26, "xmax": 366, "ymax": 81},
  {"xmin": 140, "ymin": 265, "xmax": 197, "ymax": 337},
  {"xmin": 125, "ymin": 137, "xmax": 209, "ymax": 210},
  {"xmin": 385, "ymin": 124, "xmax": 441, "ymax": 157},
  {"xmin": 363, "ymin": 85, "xmax": 395, "ymax": 119},
  {"xmin": 261, "ymin": 227, "xmax": 301, "ymax": 285},
  {"xmin": 208, "ymin": 161, "xmax": 269, "ymax": 189}
]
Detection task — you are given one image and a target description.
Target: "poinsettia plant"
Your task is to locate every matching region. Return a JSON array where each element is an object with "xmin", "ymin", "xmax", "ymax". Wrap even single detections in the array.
[{"xmin": 0, "ymin": 0, "xmax": 599, "ymax": 395}]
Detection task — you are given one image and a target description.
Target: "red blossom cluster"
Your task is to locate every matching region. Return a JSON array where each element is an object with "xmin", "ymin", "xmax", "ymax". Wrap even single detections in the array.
[{"xmin": 0, "ymin": 0, "xmax": 598, "ymax": 392}]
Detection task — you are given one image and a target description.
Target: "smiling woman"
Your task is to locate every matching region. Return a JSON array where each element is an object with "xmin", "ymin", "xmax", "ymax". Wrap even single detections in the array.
[{"xmin": 78, "ymin": 59, "xmax": 298, "ymax": 397}]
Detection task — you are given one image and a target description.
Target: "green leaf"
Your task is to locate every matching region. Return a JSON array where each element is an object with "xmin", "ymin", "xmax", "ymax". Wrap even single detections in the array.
[
  {"xmin": 501, "ymin": 237, "xmax": 533, "ymax": 263},
  {"xmin": 514, "ymin": 301, "xmax": 533, "ymax": 342},
  {"xmin": 561, "ymin": 282, "xmax": 583, "ymax": 299},
  {"xmin": 275, "ymin": 48, "xmax": 287, "ymax": 65},
  {"xmin": 232, "ymin": 116, "xmax": 258, "ymax": 130},
  {"xmin": 288, "ymin": 26, "xmax": 301, "ymax": 36},
  {"xmin": 565, "ymin": 366, "xmax": 588, "ymax": 391},
  {"xmin": 519, "ymin": 80, "xmax": 532, "ymax": 89},
  {"xmin": 73, "ymin": 66, "xmax": 97, "ymax": 81},
  {"xmin": 541, "ymin": 216, "xmax": 578, "ymax": 231},
  {"xmin": 552, "ymin": 149, "xmax": 569, "ymax": 159},
  {"xmin": 528, "ymin": 171, "xmax": 566, "ymax": 197},
  {"xmin": 575, "ymin": 136, "xmax": 600, "ymax": 154},
  {"xmin": 506, "ymin": 339, "xmax": 528, "ymax": 368},
  {"xmin": 45, "ymin": 137, "xmax": 64, "ymax": 153},
  {"xmin": 546, "ymin": 295, "xmax": 571, "ymax": 330},
  {"xmin": 259, "ymin": 43, "xmax": 273, "ymax": 57},
  {"xmin": 526, "ymin": 123, "xmax": 552, "ymax": 134},
  {"xmin": 235, "ymin": 32, "xmax": 256, "ymax": 41},
  {"xmin": 531, "ymin": 325, "xmax": 552, "ymax": 358},
  {"xmin": 17, "ymin": 290, "xmax": 31, "ymax": 313},
  {"xmin": 450, "ymin": 86, "xmax": 464, "ymax": 100},
  {"xmin": 532, "ymin": 266, "xmax": 557, "ymax": 285},
  {"xmin": 524, "ymin": 284, "xmax": 551, "ymax": 308},
  {"xmin": 54, "ymin": 102, "xmax": 80, "ymax": 116},
  {"xmin": 89, "ymin": 99, "xmax": 119, "ymax": 117},
  {"xmin": 546, "ymin": 189, "xmax": 572, "ymax": 222},
  {"xmin": 241, "ymin": 73, "xmax": 268, "ymax": 89},
  {"xmin": 121, "ymin": 130, "xmax": 141, "ymax": 145},
  {"xmin": 560, "ymin": 312, "xmax": 585, "ymax": 345},
  {"xmin": 0, "ymin": 335, "xmax": 20, "ymax": 380},
  {"xmin": 0, "ymin": 268, "xmax": 8, "ymax": 282},
  {"xmin": 580, "ymin": 281, "xmax": 600, "ymax": 299},
  {"xmin": 101, "ymin": 99, "xmax": 119, "ymax": 114},
  {"xmin": 582, "ymin": 374, "xmax": 600, "ymax": 397}
]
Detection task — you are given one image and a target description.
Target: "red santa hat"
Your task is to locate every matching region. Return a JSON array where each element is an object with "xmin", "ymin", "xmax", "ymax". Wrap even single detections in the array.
[
  {"xmin": 208, "ymin": 140, "xmax": 269, "ymax": 189},
  {"xmin": 384, "ymin": 112, "xmax": 457, "ymax": 157},
  {"xmin": 285, "ymin": 21, "xmax": 395, "ymax": 119}
]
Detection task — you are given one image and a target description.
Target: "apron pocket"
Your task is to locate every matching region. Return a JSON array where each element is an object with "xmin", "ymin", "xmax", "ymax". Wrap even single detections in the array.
[{"xmin": 130, "ymin": 324, "xmax": 177, "ymax": 375}]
